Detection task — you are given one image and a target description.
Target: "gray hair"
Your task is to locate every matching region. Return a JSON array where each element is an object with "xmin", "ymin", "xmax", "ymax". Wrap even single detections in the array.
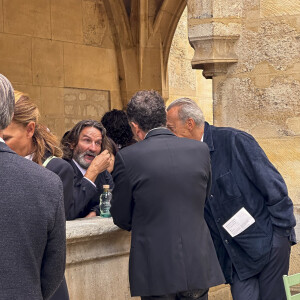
[
  {"xmin": 0, "ymin": 74, "xmax": 15, "ymax": 130},
  {"xmin": 127, "ymin": 90, "xmax": 166, "ymax": 132},
  {"xmin": 167, "ymin": 98, "xmax": 205, "ymax": 127}
]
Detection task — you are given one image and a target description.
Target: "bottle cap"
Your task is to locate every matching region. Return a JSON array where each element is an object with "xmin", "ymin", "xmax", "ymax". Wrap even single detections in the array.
[{"xmin": 103, "ymin": 185, "xmax": 110, "ymax": 189}]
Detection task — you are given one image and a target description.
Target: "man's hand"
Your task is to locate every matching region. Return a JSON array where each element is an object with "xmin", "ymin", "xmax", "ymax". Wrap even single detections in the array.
[
  {"xmin": 84, "ymin": 150, "xmax": 111, "ymax": 182},
  {"xmin": 85, "ymin": 211, "xmax": 97, "ymax": 218}
]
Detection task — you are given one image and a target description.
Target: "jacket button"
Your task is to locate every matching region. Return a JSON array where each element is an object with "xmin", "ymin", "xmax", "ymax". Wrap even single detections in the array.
[
  {"xmin": 216, "ymin": 218, "xmax": 220, "ymax": 223},
  {"xmin": 210, "ymin": 195, "xmax": 214, "ymax": 199},
  {"xmin": 225, "ymin": 239, "xmax": 229, "ymax": 244}
]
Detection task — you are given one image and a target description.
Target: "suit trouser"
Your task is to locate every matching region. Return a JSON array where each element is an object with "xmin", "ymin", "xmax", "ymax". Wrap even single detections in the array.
[
  {"xmin": 230, "ymin": 231, "xmax": 291, "ymax": 300},
  {"xmin": 141, "ymin": 289, "xmax": 208, "ymax": 300}
]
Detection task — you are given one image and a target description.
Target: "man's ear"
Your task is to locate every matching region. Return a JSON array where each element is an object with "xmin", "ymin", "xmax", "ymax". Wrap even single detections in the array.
[
  {"xmin": 130, "ymin": 122, "xmax": 145, "ymax": 141},
  {"xmin": 186, "ymin": 118, "xmax": 196, "ymax": 131},
  {"xmin": 26, "ymin": 121, "xmax": 35, "ymax": 138}
]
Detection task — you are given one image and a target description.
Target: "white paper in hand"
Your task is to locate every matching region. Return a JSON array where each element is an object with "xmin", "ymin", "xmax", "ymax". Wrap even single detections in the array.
[{"xmin": 222, "ymin": 207, "xmax": 255, "ymax": 237}]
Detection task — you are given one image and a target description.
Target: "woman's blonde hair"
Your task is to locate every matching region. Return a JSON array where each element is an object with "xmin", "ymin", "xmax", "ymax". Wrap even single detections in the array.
[{"xmin": 13, "ymin": 91, "xmax": 63, "ymax": 165}]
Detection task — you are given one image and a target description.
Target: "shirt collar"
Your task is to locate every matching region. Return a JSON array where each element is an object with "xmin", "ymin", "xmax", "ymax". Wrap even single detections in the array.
[
  {"xmin": 144, "ymin": 127, "xmax": 167, "ymax": 139},
  {"xmin": 201, "ymin": 132, "xmax": 204, "ymax": 142},
  {"xmin": 0, "ymin": 137, "xmax": 4, "ymax": 143},
  {"xmin": 25, "ymin": 153, "xmax": 34, "ymax": 161},
  {"xmin": 72, "ymin": 158, "xmax": 87, "ymax": 175}
]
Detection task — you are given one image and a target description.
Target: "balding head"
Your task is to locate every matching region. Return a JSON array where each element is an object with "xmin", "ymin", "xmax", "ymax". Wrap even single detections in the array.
[{"xmin": 0, "ymin": 74, "xmax": 15, "ymax": 130}]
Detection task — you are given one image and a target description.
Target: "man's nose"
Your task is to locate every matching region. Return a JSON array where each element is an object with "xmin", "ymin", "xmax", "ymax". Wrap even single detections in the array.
[{"xmin": 88, "ymin": 142, "xmax": 98, "ymax": 152}]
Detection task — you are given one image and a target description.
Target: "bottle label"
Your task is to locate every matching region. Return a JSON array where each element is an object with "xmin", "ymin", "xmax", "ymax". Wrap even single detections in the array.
[{"xmin": 100, "ymin": 193, "xmax": 111, "ymax": 218}]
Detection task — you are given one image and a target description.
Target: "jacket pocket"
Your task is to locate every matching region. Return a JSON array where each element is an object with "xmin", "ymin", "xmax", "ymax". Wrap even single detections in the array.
[
  {"xmin": 232, "ymin": 222, "xmax": 271, "ymax": 261},
  {"xmin": 216, "ymin": 171, "xmax": 241, "ymax": 200}
]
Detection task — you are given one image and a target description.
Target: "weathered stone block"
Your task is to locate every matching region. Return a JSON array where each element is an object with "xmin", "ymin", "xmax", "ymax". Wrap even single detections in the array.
[
  {"xmin": 3, "ymin": 0, "xmax": 51, "ymax": 38},
  {"xmin": 213, "ymin": 0, "xmax": 243, "ymax": 18},
  {"xmin": 82, "ymin": 0, "xmax": 108, "ymax": 47},
  {"xmin": 40, "ymin": 87, "xmax": 64, "ymax": 116},
  {"xmin": 64, "ymin": 43, "xmax": 119, "ymax": 90},
  {"xmin": 261, "ymin": 0, "xmax": 300, "ymax": 17},
  {"xmin": 12, "ymin": 84, "xmax": 41, "ymax": 108},
  {"xmin": 187, "ymin": 0, "xmax": 212, "ymax": 19},
  {"xmin": 0, "ymin": 33, "xmax": 32, "ymax": 84},
  {"xmin": 32, "ymin": 38, "xmax": 64, "ymax": 87},
  {"xmin": 287, "ymin": 117, "xmax": 300, "ymax": 135},
  {"xmin": 51, "ymin": 0, "xmax": 83, "ymax": 43},
  {"xmin": 63, "ymin": 87, "xmax": 110, "ymax": 131}
]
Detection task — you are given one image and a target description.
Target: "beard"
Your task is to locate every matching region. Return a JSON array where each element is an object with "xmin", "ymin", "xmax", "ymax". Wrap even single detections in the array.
[{"xmin": 73, "ymin": 150, "xmax": 96, "ymax": 169}]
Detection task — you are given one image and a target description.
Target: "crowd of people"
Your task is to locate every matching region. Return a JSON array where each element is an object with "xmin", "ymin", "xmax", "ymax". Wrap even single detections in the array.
[{"xmin": 0, "ymin": 73, "xmax": 296, "ymax": 300}]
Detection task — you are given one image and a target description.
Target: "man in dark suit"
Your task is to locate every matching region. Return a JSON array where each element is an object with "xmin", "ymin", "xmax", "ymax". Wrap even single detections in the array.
[
  {"xmin": 61, "ymin": 120, "xmax": 114, "ymax": 218},
  {"xmin": 110, "ymin": 90, "xmax": 225, "ymax": 300},
  {"xmin": 166, "ymin": 98, "xmax": 296, "ymax": 300},
  {"xmin": 0, "ymin": 74, "xmax": 66, "ymax": 299}
]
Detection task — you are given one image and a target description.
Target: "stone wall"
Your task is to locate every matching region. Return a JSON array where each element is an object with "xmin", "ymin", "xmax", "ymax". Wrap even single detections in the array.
[{"xmin": 0, "ymin": 0, "xmax": 122, "ymax": 138}]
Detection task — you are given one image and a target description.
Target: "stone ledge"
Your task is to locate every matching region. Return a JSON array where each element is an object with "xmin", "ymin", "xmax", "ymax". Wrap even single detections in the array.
[
  {"xmin": 66, "ymin": 217, "xmax": 131, "ymax": 265},
  {"xmin": 66, "ymin": 217, "xmax": 120, "ymax": 242}
]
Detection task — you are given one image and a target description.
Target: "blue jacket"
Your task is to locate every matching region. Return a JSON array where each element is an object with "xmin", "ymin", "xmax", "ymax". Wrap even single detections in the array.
[{"xmin": 204, "ymin": 122, "xmax": 296, "ymax": 283}]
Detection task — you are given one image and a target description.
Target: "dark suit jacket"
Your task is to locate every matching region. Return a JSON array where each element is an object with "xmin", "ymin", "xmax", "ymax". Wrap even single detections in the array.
[
  {"xmin": 44, "ymin": 155, "xmax": 74, "ymax": 221},
  {"xmin": 203, "ymin": 122, "xmax": 296, "ymax": 283},
  {"xmin": 0, "ymin": 142, "xmax": 66, "ymax": 300},
  {"xmin": 110, "ymin": 128, "xmax": 225, "ymax": 297},
  {"xmin": 65, "ymin": 159, "xmax": 114, "ymax": 218}
]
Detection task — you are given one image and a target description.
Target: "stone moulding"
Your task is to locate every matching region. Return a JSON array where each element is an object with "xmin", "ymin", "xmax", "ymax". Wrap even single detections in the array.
[{"xmin": 189, "ymin": 35, "xmax": 239, "ymax": 79}]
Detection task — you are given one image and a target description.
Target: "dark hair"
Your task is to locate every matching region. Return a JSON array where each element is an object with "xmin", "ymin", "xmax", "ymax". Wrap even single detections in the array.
[
  {"xmin": 61, "ymin": 120, "xmax": 108, "ymax": 160},
  {"xmin": 106, "ymin": 137, "xmax": 118, "ymax": 156},
  {"xmin": 127, "ymin": 90, "xmax": 166, "ymax": 132},
  {"xmin": 101, "ymin": 109, "xmax": 135, "ymax": 148}
]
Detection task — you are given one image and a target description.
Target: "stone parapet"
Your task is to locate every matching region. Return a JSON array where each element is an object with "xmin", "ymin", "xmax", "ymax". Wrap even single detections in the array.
[{"xmin": 65, "ymin": 217, "xmax": 136, "ymax": 300}]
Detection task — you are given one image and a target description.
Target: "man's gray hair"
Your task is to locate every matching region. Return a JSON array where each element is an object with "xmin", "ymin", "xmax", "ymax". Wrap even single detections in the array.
[
  {"xmin": 0, "ymin": 74, "xmax": 15, "ymax": 130},
  {"xmin": 167, "ymin": 98, "xmax": 205, "ymax": 127}
]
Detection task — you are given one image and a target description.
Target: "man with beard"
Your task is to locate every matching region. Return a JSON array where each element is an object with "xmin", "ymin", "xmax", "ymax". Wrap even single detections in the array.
[{"xmin": 61, "ymin": 120, "xmax": 113, "ymax": 219}]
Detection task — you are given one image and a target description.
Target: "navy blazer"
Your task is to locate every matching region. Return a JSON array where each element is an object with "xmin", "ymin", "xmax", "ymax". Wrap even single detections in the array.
[
  {"xmin": 203, "ymin": 122, "xmax": 296, "ymax": 283},
  {"xmin": 111, "ymin": 128, "xmax": 225, "ymax": 297},
  {"xmin": 65, "ymin": 159, "xmax": 114, "ymax": 219}
]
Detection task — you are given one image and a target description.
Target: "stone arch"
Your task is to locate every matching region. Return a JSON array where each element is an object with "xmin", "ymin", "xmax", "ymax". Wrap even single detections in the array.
[{"xmin": 103, "ymin": 0, "xmax": 187, "ymax": 105}]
